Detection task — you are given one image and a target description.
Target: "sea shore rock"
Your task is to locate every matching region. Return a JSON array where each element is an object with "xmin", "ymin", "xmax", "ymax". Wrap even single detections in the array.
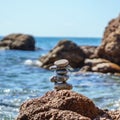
[
  {"xmin": 96, "ymin": 15, "xmax": 120, "ymax": 65},
  {"xmin": 102, "ymin": 15, "xmax": 120, "ymax": 41},
  {"xmin": 0, "ymin": 33, "xmax": 35, "ymax": 50},
  {"xmin": 16, "ymin": 90, "xmax": 100, "ymax": 120},
  {"xmin": 78, "ymin": 58, "xmax": 120, "ymax": 74},
  {"xmin": 39, "ymin": 40, "xmax": 86, "ymax": 69},
  {"xmin": 16, "ymin": 90, "xmax": 120, "ymax": 120},
  {"xmin": 38, "ymin": 15, "xmax": 120, "ymax": 74}
]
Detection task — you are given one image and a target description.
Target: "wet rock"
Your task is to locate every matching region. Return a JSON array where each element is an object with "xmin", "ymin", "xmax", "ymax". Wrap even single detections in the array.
[
  {"xmin": 39, "ymin": 40, "xmax": 85, "ymax": 69},
  {"xmin": 16, "ymin": 90, "xmax": 101, "ymax": 120},
  {"xmin": 78, "ymin": 58, "xmax": 120, "ymax": 73},
  {"xmin": 96, "ymin": 15, "xmax": 120, "ymax": 65},
  {"xmin": 0, "ymin": 33, "xmax": 35, "ymax": 50}
]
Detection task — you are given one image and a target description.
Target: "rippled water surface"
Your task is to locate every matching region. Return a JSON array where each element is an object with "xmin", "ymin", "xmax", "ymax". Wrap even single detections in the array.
[{"xmin": 0, "ymin": 37, "xmax": 120, "ymax": 119}]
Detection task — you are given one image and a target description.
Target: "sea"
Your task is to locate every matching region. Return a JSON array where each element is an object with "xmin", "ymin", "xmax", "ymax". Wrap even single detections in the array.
[{"xmin": 0, "ymin": 37, "xmax": 120, "ymax": 120}]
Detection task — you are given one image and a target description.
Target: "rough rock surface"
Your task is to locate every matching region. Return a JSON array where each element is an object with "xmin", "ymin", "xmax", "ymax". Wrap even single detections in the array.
[
  {"xmin": 0, "ymin": 33, "xmax": 35, "ymax": 50},
  {"xmin": 80, "ymin": 46, "xmax": 97, "ymax": 58},
  {"xmin": 97, "ymin": 15, "xmax": 120, "ymax": 65},
  {"xmin": 78, "ymin": 58, "xmax": 120, "ymax": 73},
  {"xmin": 95, "ymin": 110, "xmax": 120, "ymax": 120},
  {"xmin": 102, "ymin": 15, "xmax": 120, "ymax": 41},
  {"xmin": 39, "ymin": 40, "xmax": 86, "ymax": 69},
  {"xmin": 16, "ymin": 90, "xmax": 120, "ymax": 120},
  {"xmin": 16, "ymin": 90, "xmax": 101, "ymax": 120}
]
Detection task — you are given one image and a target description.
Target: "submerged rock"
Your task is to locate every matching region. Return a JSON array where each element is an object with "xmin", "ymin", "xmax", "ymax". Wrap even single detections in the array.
[
  {"xmin": 16, "ymin": 90, "xmax": 120, "ymax": 120},
  {"xmin": 0, "ymin": 33, "xmax": 35, "ymax": 50},
  {"xmin": 39, "ymin": 40, "xmax": 86, "ymax": 69}
]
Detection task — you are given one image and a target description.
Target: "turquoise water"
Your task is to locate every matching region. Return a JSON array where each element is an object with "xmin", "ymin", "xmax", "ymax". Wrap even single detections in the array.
[{"xmin": 0, "ymin": 37, "xmax": 120, "ymax": 119}]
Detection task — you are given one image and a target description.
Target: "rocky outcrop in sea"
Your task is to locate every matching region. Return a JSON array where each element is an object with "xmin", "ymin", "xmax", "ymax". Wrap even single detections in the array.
[
  {"xmin": 16, "ymin": 90, "xmax": 120, "ymax": 120},
  {"xmin": 0, "ymin": 33, "xmax": 35, "ymax": 50},
  {"xmin": 39, "ymin": 40, "xmax": 86, "ymax": 69},
  {"xmin": 39, "ymin": 15, "xmax": 120, "ymax": 74},
  {"xmin": 96, "ymin": 15, "xmax": 120, "ymax": 65}
]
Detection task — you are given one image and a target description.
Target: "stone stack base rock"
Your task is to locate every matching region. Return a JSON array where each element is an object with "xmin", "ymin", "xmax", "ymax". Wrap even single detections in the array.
[{"xmin": 16, "ymin": 90, "xmax": 120, "ymax": 120}]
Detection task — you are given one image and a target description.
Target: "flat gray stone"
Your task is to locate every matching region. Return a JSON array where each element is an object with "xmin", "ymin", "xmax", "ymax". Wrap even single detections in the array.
[{"xmin": 54, "ymin": 59, "xmax": 69, "ymax": 68}]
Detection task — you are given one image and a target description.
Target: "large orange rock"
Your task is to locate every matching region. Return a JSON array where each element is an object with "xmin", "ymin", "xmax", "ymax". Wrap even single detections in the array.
[
  {"xmin": 16, "ymin": 90, "xmax": 100, "ymax": 120},
  {"xmin": 96, "ymin": 15, "xmax": 120, "ymax": 65},
  {"xmin": 16, "ymin": 90, "xmax": 120, "ymax": 120},
  {"xmin": 103, "ymin": 15, "xmax": 120, "ymax": 41}
]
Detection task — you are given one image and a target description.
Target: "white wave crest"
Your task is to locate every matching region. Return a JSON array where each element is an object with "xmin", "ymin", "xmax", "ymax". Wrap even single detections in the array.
[{"xmin": 24, "ymin": 59, "xmax": 42, "ymax": 67}]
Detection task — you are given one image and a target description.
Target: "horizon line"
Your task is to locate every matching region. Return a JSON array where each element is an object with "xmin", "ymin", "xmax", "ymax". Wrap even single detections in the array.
[{"xmin": 0, "ymin": 34, "xmax": 102, "ymax": 39}]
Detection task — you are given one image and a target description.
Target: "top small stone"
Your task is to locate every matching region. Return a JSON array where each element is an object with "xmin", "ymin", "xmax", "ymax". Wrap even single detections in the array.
[{"xmin": 54, "ymin": 59, "xmax": 69, "ymax": 68}]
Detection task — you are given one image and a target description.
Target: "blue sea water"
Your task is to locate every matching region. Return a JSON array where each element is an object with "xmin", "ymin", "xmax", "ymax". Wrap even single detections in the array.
[{"xmin": 0, "ymin": 37, "xmax": 120, "ymax": 119}]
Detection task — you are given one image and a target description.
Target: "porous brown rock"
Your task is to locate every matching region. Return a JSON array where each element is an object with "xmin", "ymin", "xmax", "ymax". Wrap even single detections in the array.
[
  {"xmin": 96, "ymin": 15, "xmax": 120, "ymax": 65},
  {"xmin": 39, "ymin": 40, "xmax": 85, "ymax": 69},
  {"xmin": 78, "ymin": 58, "xmax": 120, "ymax": 73},
  {"xmin": 95, "ymin": 110, "xmax": 120, "ymax": 120},
  {"xmin": 0, "ymin": 33, "xmax": 35, "ymax": 50},
  {"xmin": 16, "ymin": 90, "xmax": 101, "ymax": 120},
  {"xmin": 16, "ymin": 90, "xmax": 120, "ymax": 120},
  {"xmin": 103, "ymin": 15, "xmax": 120, "ymax": 41}
]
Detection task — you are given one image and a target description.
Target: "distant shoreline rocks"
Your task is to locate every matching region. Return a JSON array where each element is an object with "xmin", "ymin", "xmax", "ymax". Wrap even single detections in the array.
[
  {"xmin": 39, "ymin": 15, "xmax": 120, "ymax": 75},
  {"xmin": 0, "ymin": 33, "xmax": 35, "ymax": 51}
]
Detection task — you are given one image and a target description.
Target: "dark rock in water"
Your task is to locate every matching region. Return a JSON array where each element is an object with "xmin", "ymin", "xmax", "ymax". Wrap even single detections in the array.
[
  {"xmin": 96, "ymin": 15, "xmax": 120, "ymax": 65},
  {"xmin": 16, "ymin": 90, "xmax": 100, "ymax": 120},
  {"xmin": 0, "ymin": 33, "xmax": 35, "ymax": 50},
  {"xmin": 78, "ymin": 58, "xmax": 120, "ymax": 74},
  {"xmin": 80, "ymin": 46, "xmax": 97, "ymax": 59},
  {"xmin": 16, "ymin": 90, "xmax": 120, "ymax": 120},
  {"xmin": 39, "ymin": 40, "xmax": 85, "ymax": 69}
]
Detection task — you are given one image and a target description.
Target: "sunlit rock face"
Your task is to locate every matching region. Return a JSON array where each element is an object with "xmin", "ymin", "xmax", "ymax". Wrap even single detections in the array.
[
  {"xmin": 0, "ymin": 33, "xmax": 35, "ymax": 50},
  {"xmin": 78, "ymin": 58, "xmax": 120, "ymax": 74},
  {"xmin": 96, "ymin": 15, "xmax": 120, "ymax": 65},
  {"xmin": 16, "ymin": 90, "xmax": 120, "ymax": 120},
  {"xmin": 39, "ymin": 40, "xmax": 86, "ymax": 69},
  {"xmin": 16, "ymin": 90, "xmax": 101, "ymax": 120}
]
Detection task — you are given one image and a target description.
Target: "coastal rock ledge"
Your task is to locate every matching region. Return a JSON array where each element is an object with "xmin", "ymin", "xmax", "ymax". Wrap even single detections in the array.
[
  {"xmin": 16, "ymin": 90, "xmax": 120, "ymax": 120},
  {"xmin": 0, "ymin": 33, "xmax": 35, "ymax": 50}
]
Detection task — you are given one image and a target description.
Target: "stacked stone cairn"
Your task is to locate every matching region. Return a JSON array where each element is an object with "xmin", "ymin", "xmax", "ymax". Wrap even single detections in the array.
[{"xmin": 50, "ymin": 59, "xmax": 73, "ymax": 90}]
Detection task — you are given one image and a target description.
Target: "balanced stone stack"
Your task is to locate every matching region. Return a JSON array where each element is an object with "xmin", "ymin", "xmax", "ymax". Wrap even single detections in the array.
[{"xmin": 50, "ymin": 59, "xmax": 73, "ymax": 90}]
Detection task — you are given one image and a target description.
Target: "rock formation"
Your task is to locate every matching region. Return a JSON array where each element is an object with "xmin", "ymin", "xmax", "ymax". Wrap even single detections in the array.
[
  {"xmin": 78, "ymin": 58, "xmax": 120, "ymax": 74},
  {"xmin": 96, "ymin": 15, "xmax": 120, "ymax": 65},
  {"xmin": 16, "ymin": 90, "xmax": 100, "ymax": 120},
  {"xmin": 0, "ymin": 33, "xmax": 35, "ymax": 50},
  {"xmin": 80, "ymin": 46, "xmax": 97, "ymax": 58},
  {"xmin": 16, "ymin": 90, "xmax": 120, "ymax": 120},
  {"xmin": 39, "ymin": 40, "xmax": 86, "ymax": 69}
]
